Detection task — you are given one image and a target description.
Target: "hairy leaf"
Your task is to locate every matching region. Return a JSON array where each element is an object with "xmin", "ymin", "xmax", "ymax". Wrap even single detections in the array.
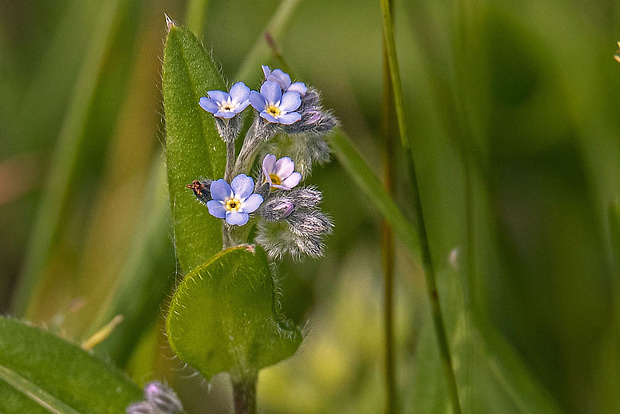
[
  {"xmin": 163, "ymin": 21, "xmax": 227, "ymax": 272},
  {"xmin": 0, "ymin": 316, "xmax": 142, "ymax": 414},
  {"xmin": 166, "ymin": 245, "xmax": 302, "ymax": 381}
]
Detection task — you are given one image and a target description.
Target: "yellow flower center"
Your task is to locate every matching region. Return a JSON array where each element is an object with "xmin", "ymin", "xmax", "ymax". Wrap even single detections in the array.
[
  {"xmin": 269, "ymin": 174, "xmax": 281, "ymax": 185},
  {"xmin": 266, "ymin": 104, "xmax": 281, "ymax": 118},
  {"xmin": 226, "ymin": 198, "xmax": 241, "ymax": 211}
]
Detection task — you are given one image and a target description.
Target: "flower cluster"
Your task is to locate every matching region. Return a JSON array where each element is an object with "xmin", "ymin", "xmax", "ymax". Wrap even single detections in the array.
[
  {"xmin": 188, "ymin": 66, "xmax": 336, "ymax": 259},
  {"xmin": 126, "ymin": 381, "xmax": 184, "ymax": 414}
]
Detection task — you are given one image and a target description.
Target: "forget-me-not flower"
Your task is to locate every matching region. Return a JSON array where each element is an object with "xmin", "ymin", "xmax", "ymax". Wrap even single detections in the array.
[
  {"xmin": 250, "ymin": 81, "xmax": 302, "ymax": 124},
  {"xmin": 199, "ymin": 82, "xmax": 250, "ymax": 119},
  {"xmin": 207, "ymin": 174, "xmax": 263, "ymax": 226},
  {"xmin": 262, "ymin": 154, "xmax": 302, "ymax": 190},
  {"xmin": 262, "ymin": 65, "xmax": 307, "ymax": 97}
]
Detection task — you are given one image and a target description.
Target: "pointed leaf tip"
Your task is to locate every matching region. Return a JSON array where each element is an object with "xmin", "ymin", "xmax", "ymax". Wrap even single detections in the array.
[{"xmin": 165, "ymin": 14, "xmax": 176, "ymax": 32}]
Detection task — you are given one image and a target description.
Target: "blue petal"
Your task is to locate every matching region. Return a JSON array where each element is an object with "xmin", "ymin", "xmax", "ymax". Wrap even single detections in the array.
[
  {"xmin": 260, "ymin": 111, "xmax": 278, "ymax": 123},
  {"xmin": 274, "ymin": 156, "xmax": 295, "ymax": 178},
  {"xmin": 270, "ymin": 69, "xmax": 291, "ymax": 89},
  {"xmin": 262, "ymin": 65, "xmax": 271, "ymax": 79},
  {"xmin": 280, "ymin": 171, "xmax": 302, "ymax": 189},
  {"xmin": 262, "ymin": 154, "xmax": 277, "ymax": 175},
  {"xmin": 249, "ymin": 91, "xmax": 266, "ymax": 111},
  {"xmin": 229, "ymin": 82, "xmax": 250, "ymax": 104},
  {"xmin": 226, "ymin": 211, "xmax": 249, "ymax": 226},
  {"xmin": 236, "ymin": 99, "xmax": 250, "ymax": 113},
  {"xmin": 260, "ymin": 81, "xmax": 282, "ymax": 104},
  {"xmin": 214, "ymin": 111, "xmax": 236, "ymax": 119},
  {"xmin": 210, "ymin": 179, "xmax": 232, "ymax": 201},
  {"xmin": 241, "ymin": 194, "xmax": 263, "ymax": 213},
  {"xmin": 231, "ymin": 174, "xmax": 254, "ymax": 200},
  {"xmin": 207, "ymin": 90, "xmax": 229, "ymax": 103},
  {"xmin": 279, "ymin": 91, "xmax": 301, "ymax": 112},
  {"xmin": 288, "ymin": 82, "xmax": 307, "ymax": 96},
  {"xmin": 276, "ymin": 112, "xmax": 301, "ymax": 124},
  {"xmin": 207, "ymin": 200, "xmax": 227, "ymax": 218},
  {"xmin": 199, "ymin": 97, "xmax": 218, "ymax": 114}
]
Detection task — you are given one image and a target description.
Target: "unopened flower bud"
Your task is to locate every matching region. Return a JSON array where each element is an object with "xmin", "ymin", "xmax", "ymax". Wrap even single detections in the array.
[
  {"xmin": 126, "ymin": 381, "xmax": 183, "ymax": 414},
  {"xmin": 126, "ymin": 402, "xmax": 155, "ymax": 414},
  {"xmin": 260, "ymin": 197, "xmax": 295, "ymax": 221},
  {"xmin": 144, "ymin": 382, "xmax": 183, "ymax": 413}
]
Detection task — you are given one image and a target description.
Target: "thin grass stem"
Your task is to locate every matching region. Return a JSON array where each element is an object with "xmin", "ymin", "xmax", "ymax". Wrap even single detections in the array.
[
  {"xmin": 379, "ymin": 0, "xmax": 462, "ymax": 412},
  {"xmin": 381, "ymin": 17, "xmax": 397, "ymax": 412}
]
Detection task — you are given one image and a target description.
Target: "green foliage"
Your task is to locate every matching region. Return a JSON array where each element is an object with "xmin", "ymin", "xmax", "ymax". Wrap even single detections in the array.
[
  {"xmin": 166, "ymin": 245, "xmax": 302, "ymax": 381},
  {"xmin": 0, "ymin": 316, "xmax": 142, "ymax": 413},
  {"xmin": 163, "ymin": 21, "xmax": 227, "ymax": 272}
]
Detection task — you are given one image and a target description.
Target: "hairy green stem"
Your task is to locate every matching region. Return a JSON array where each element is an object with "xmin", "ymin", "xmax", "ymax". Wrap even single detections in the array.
[
  {"xmin": 225, "ymin": 140, "xmax": 236, "ymax": 182},
  {"xmin": 378, "ymin": 0, "xmax": 462, "ymax": 412},
  {"xmin": 232, "ymin": 374, "xmax": 257, "ymax": 414}
]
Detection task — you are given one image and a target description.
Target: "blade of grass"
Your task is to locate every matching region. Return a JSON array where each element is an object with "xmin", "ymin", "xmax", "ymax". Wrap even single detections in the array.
[
  {"xmin": 12, "ymin": 0, "xmax": 132, "ymax": 316},
  {"xmin": 327, "ymin": 131, "xmax": 420, "ymax": 261},
  {"xmin": 185, "ymin": 0, "xmax": 210, "ymax": 39},
  {"xmin": 234, "ymin": 0, "xmax": 302, "ymax": 84},
  {"xmin": 379, "ymin": 0, "xmax": 462, "ymax": 412},
  {"xmin": 86, "ymin": 158, "xmax": 175, "ymax": 367},
  {"xmin": 381, "ymin": 48, "xmax": 397, "ymax": 414}
]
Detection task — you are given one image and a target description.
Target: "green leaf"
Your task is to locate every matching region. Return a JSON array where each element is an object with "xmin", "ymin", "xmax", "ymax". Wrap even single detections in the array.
[
  {"xmin": 166, "ymin": 245, "xmax": 302, "ymax": 381},
  {"xmin": 163, "ymin": 22, "xmax": 227, "ymax": 272},
  {"xmin": 0, "ymin": 316, "xmax": 142, "ymax": 414},
  {"xmin": 327, "ymin": 130, "xmax": 421, "ymax": 261}
]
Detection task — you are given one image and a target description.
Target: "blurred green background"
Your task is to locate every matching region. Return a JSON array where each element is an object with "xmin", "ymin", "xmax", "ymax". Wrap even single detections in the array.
[{"xmin": 1, "ymin": 0, "xmax": 619, "ymax": 413}]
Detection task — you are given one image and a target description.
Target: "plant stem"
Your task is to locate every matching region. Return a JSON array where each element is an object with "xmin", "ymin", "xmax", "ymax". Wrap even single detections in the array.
[
  {"xmin": 225, "ymin": 140, "xmax": 236, "ymax": 182},
  {"xmin": 381, "ymin": 15, "xmax": 397, "ymax": 411},
  {"xmin": 378, "ymin": 0, "xmax": 462, "ymax": 412},
  {"xmin": 407, "ymin": 153, "xmax": 462, "ymax": 414},
  {"xmin": 232, "ymin": 374, "xmax": 257, "ymax": 414}
]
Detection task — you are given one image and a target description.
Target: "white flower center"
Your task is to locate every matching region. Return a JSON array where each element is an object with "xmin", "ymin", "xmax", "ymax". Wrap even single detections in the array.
[{"xmin": 219, "ymin": 99, "xmax": 237, "ymax": 112}]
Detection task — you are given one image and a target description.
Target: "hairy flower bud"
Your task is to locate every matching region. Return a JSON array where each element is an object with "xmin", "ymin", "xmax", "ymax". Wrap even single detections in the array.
[
  {"xmin": 126, "ymin": 381, "xmax": 183, "ymax": 414},
  {"xmin": 282, "ymin": 89, "xmax": 338, "ymax": 136},
  {"xmin": 259, "ymin": 197, "xmax": 295, "ymax": 221}
]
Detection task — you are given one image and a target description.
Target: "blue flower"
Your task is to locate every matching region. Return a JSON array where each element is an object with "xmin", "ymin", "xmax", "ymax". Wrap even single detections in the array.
[
  {"xmin": 207, "ymin": 174, "xmax": 263, "ymax": 226},
  {"xmin": 199, "ymin": 82, "xmax": 251, "ymax": 119},
  {"xmin": 262, "ymin": 154, "xmax": 302, "ymax": 190},
  {"xmin": 262, "ymin": 66, "xmax": 307, "ymax": 97},
  {"xmin": 250, "ymin": 81, "xmax": 302, "ymax": 124}
]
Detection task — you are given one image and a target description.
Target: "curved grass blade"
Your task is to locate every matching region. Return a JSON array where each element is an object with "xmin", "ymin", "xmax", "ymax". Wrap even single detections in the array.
[
  {"xmin": 163, "ymin": 21, "xmax": 227, "ymax": 272},
  {"xmin": 86, "ymin": 158, "xmax": 176, "ymax": 367},
  {"xmin": 234, "ymin": 0, "xmax": 303, "ymax": 84},
  {"xmin": 327, "ymin": 130, "xmax": 421, "ymax": 262}
]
